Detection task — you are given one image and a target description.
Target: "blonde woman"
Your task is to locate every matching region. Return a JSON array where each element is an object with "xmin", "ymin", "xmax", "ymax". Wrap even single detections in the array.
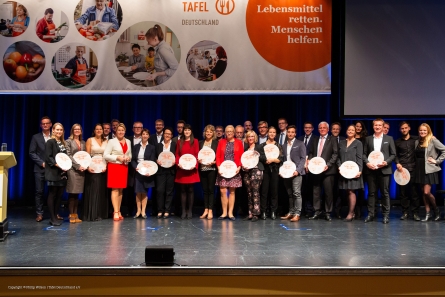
[
  {"xmin": 414, "ymin": 123, "xmax": 445, "ymax": 221},
  {"xmin": 65, "ymin": 124, "xmax": 86, "ymax": 223},
  {"xmin": 198, "ymin": 125, "xmax": 218, "ymax": 220},
  {"xmin": 104, "ymin": 123, "xmax": 132, "ymax": 221},
  {"xmin": 44, "ymin": 123, "xmax": 67, "ymax": 226}
]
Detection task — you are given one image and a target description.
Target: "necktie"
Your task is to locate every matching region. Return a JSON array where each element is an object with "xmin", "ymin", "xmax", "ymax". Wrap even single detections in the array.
[
  {"xmin": 279, "ymin": 133, "xmax": 284, "ymax": 145},
  {"xmin": 304, "ymin": 136, "xmax": 308, "ymax": 146},
  {"xmin": 318, "ymin": 137, "xmax": 325, "ymax": 157}
]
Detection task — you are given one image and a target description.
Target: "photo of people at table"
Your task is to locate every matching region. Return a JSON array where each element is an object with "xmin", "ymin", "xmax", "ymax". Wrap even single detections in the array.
[
  {"xmin": 74, "ymin": 0, "xmax": 122, "ymax": 41},
  {"xmin": 52, "ymin": 43, "xmax": 98, "ymax": 88},
  {"xmin": 0, "ymin": 1, "xmax": 29, "ymax": 37},
  {"xmin": 115, "ymin": 21, "xmax": 180, "ymax": 87},
  {"xmin": 35, "ymin": 8, "xmax": 69, "ymax": 43},
  {"xmin": 186, "ymin": 40, "xmax": 227, "ymax": 82}
]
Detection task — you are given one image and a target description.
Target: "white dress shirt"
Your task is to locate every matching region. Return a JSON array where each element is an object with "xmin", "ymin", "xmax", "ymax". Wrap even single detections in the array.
[
  {"xmin": 286, "ymin": 138, "xmax": 295, "ymax": 161},
  {"xmin": 373, "ymin": 134, "xmax": 383, "ymax": 152}
]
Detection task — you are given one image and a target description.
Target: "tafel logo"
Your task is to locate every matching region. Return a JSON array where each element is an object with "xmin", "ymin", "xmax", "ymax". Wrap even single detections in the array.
[{"xmin": 216, "ymin": 0, "xmax": 235, "ymax": 15}]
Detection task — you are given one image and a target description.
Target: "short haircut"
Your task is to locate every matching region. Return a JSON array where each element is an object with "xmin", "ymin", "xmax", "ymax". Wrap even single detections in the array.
[
  {"xmin": 177, "ymin": 120, "xmax": 186, "ymax": 125},
  {"xmin": 103, "ymin": 122, "xmax": 110, "ymax": 128},
  {"xmin": 148, "ymin": 47, "xmax": 155, "ymax": 52},
  {"xmin": 141, "ymin": 128, "xmax": 150, "ymax": 136},
  {"xmin": 318, "ymin": 121, "xmax": 330, "ymax": 129},
  {"xmin": 133, "ymin": 121, "xmax": 143, "ymax": 126},
  {"xmin": 111, "ymin": 119, "xmax": 120, "ymax": 125},
  {"xmin": 303, "ymin": 121, "xmax": 313, "ymax": 127},
  {"xmin": 215, "ymin": 125, "xmax": 224, "ymax": 131},
  {"xmin": 373, "ymin": 118, "xmax": 384, "ymax": 125},
  {"xmin": 41, "ymin": 116, "xmax": 51, "ymax": 123},
  {"xmin": 163, "ymin": 127, "xmax": 174, "ymax": 135},
  {"xmin": 202, "ymin": 124, "xmax": 216, "ymax": 140},
  {"xmin": 44, "ymin": 8, "xmax": 53, "ymax": 15},
  {"xmin": 257, "ymin": 121, "xmax": 268, "ymax": 128},
  {"xmin": 117, "ymin": 123, "xmax": 126, "ymax": 131},
  {"xmin": 331, "ymin": 122, "xmax": 341, "ymax": 129},
  {"xmin": 287, "ymin": 125, "xmax": 297, "ymax": 131},
  {"xmin": 155, "ymin": 119, "xmax": 164, "ymax": 125},
  {"xmin": 383, "ymin": 122, "xmax": 390, "ymax": 127},
  {"xmin": 399, "ymin": 121, "xmax": 410, "ymax": 128},
  {"xmin": 131, "ymin": 44, "xmax": 140, "ymax": 50},
  {"xmin": 277, "ymin": 118, "xmax": 287, "ymax": 124}
]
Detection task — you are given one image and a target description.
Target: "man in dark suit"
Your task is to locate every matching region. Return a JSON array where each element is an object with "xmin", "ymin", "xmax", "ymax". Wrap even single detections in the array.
[
  {"xmin": 331, "ymin": 122, "xmax": 346, "ymax": 218},
  {"xmin": 172, "ymin": 120, "xmax": 185, "ymax": 143},
  {"xmin": 103, "ymin": 123, "xmax": 111, "ymax": 140},
  {"xmin": 110, "ymin": 119, "xmax": 120, "ymax": 139},
  {"xmin": 29, "ymin": 116, "xmax": 52, "ymax": 222},
  {"xmin": 297, "ymin": 122, "xmax": 319, "ymax": 216},
  {"xmin": 307, "ymin": 121, "xmax": 339, "ymax": 221},
  {"xmin": 276, "ymin": 117, "xmax": 288, "ymax": 146},
  {"xmin": 363, "ymin": 118, "xmax": 396, "ymax": 224},
  {"xmin": 149, "ymin": 119, "xmax": 164, "ymax": 146},
  {"xmin": 280, "ymin": 125, "xmax": 306, "ymax": 222}
]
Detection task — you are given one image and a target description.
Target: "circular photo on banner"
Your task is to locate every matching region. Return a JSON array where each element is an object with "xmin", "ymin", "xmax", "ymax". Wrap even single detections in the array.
[
  {"xmin": 52, "ymin": 43, "xmax": 98, "ymax": 88},
  {"xmin": 3, "ymin": 41, "xmax": 45, "ymax": 83},
  {"xmin": 186, "ymin": 40, "xmax": 227, "ymax": 82},
  {"xmin": 0, "ymin": 1, "xmax": 30, "ymax": 37},
  {"xmin": 115, "ymin": 21, "xmax": 180, "ymax": 87},
  {"xmin": 34, "ymin": 8, "xmax": 69, "ymax": 43},
  {"xmin": 73, "ymin": 0, "xmax": 122, "ymax": 41}
]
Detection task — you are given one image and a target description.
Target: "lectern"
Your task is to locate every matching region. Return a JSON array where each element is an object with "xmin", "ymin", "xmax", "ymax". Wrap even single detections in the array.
[{"xmin": 0, "ymin": 152, "xmax": 17, "ymax": 241}]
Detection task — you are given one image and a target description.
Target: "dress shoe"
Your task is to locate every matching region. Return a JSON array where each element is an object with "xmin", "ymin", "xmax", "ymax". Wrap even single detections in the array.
[
  {"xmin": 325, "ymin": 214, "xmax": 332, "ymax": 221},
  {"xmin": 228, "ymin": 216, "xmax": 236, "ymax": 221},
  {"xmin": 243, "ymin": 216, "xmax": 252, "ymax": 221},
  {"xmin": 49, "ymin": 220, "xmax": 61, "ymax": 226},
  {"xmin": 290, "ymin": 215, "xmax": 300, "ymax": 222},
  {"xmin": 56, "ymin": 214, "xmax": 63, "ymax": 220},
  {"xmin": 364, "ymin": 215, "xmax": 374, "ymax": 223},
  {"xmin": 383, "ymin": 216, "xmax": 389, "ymax": 224},
  {"xmin": 309, "ymin": 213, "xmax": 321, "ymax": 220},
  {"xmin": 218, "ymin": 216, "xmax": 227, "ymax": 220},
  {"xmin": 280, "ymin": 214, "xmax": 293, "ymax": 220},
  {"xmin": 270, "ymin": 212, "xmax": 276, "ymax": 220},
  {"xmin": 260, "ymin": 212, "xmax": 267, "ymax": 220},
  {"xmin": 422, "ymin": 213, "xmax": 432, "ymax": 222},
  {"xmin": 413, "ymin": 213, "xmax": 421, "ymax": 221},
  {"xmin": 36, "ymin": 215, "xmax": 43, "ymax": 222},
  {"xmin": 400, "ymin": 213, "xmax": 408, "ymax": 220},
  {"xmin": 251, "ymin": 216, "xmax": 259, "ymax": 222}
]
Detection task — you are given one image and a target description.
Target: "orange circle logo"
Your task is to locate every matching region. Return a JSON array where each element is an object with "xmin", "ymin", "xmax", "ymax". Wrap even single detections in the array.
[
  {"xmin": 246, "ymin": 0, "xmax": 331, "ymax": 72},
  {"xmin": 216, "ymin": 0, "xmax": 235, "ymax": 15}
]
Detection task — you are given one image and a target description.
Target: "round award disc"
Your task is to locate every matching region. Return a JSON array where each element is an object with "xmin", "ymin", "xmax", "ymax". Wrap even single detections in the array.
[
  {"xmin": 137, "ymin": 160, "xmax": 158, "ymax": 176},
  {"xmin": 264, "ymin": 144, "xmax": 279, "ymax": 159},
  {"xmin": 179, "ymin": 154, "xmax": 197, "ymax": 170},
  {"xmin": 368, "ymin": 151, "xmax": 384, "ymax": 166},
  {"xmin": 198, "ymin": 146, "xmax": 216, "ymax": 165},
  {"xmin": 339, "ymin": 161, "xmax": 360, "ymax": 179},
  {"xmin": 55, "ymin": 153, "xmax": 72, "ymax": 171},
  {"xmin": 90, "ymin": 156, "xmax": 107, "ymax": 173},
  {"xmin": 308, "ymin": 157, "xmax": 327, "ymax": 175},
  {"xmin": 241, "ymin": 150, "xmax": 259, "ymax": 169},
  {"xmin": 220, "ymin": 160, "xmax": 237, "ymax": 178},
  {"xmin": 73, "ymin": 151, "xmax": 92, "ymax": 168},
  {"xmin": 279, "ymin": 161, "xmax": 297, "ymax": 179},
  {"xmin": 158, "ymin": 151, "xmax": 175, "ymax": 168},
  {"xmin": 394, "ymin": 168, "xmax": 410, "ymax": 186}
]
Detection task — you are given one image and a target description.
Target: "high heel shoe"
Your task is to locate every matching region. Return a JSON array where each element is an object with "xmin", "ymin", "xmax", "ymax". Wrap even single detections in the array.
[
  {"xmin": 134, "ymin": 213, "xmax": 141, "ymax": 219},
  {"xmin": 113, "ymin": 212, "xmax": 120, "ymax": 221},
  {"xmin": 434, "ymin": 207, "xmax": 441, "ymax": 221},
  {"xmin": 118, "ymin": 212, "xmax": 124, "ymax": 220},
  {"xmin": 422, "ymin": 212, "xmax": 432, "ymax": 222},
  {"xmin": 157, "ymin": 213, "xmax": 163, "ymax": 219},
  {"xmin": 344, "ymin": 213, "xmax": 355, "ymax": 222}
]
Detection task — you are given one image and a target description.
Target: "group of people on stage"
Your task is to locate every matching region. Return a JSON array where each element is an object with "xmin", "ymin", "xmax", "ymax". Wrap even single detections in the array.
[{"xmin": 29, "ymin": 116, "xmax": 445, "ymax": 226}]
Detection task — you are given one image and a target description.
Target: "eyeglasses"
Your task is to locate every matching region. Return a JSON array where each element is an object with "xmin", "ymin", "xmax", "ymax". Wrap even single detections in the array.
[
  {"xmin": 258, "ymin": 126, "xmax": 267, "ymax": 129},
  {"xmin": 41, "ymin": 122, "xmax": 51, "ymax": 125}
]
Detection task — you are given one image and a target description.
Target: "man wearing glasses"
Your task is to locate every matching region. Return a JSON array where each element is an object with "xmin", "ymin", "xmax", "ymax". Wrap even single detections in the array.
[
  {"xmin": 29, "ymin": 116, "xmax": 52, "ymax": 222},
  {"xmin": 257, "ymin": 121, "xmax": 268, "ymax": 144}
]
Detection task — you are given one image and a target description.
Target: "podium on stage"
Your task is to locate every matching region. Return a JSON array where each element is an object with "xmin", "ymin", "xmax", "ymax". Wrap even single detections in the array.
[{"xmin": 0, "ymin": 152, "xmax": 17, "ymax": 241}]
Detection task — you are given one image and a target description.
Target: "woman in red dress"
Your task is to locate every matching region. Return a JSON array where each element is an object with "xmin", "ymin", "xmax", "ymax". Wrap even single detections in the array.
[
  {"xmin": 104, "ymin": 123, "xmax": 132, "ymax": 221},
  {"xmin": 175, "ymin": 124, "xmax": 200, "ymax": 219}
]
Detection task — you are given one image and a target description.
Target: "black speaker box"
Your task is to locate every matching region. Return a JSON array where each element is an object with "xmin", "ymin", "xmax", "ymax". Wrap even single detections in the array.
[{"xmin": 145, "ymin": 245, "xmax": 175, "ymax": 266}]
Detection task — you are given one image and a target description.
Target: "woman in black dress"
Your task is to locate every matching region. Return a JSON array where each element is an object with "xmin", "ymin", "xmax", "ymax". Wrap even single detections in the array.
[
  {"xmin": 336, "ymin": 125, "xmax": 363, "ymax": 221},
  {"xmin": 83, "ymin": 124, "xmax": 108, "ymax": 221},
  {"xmin": 131, "ymin": 129, "xmax": 156, "ymax": 218},
  {"xmin": 45, "ymin": 123, "xmax": 68, "ymax": 226},
  {"xmin": 415, "ymin": 123, "xmax": 445, "ymax": 221}
]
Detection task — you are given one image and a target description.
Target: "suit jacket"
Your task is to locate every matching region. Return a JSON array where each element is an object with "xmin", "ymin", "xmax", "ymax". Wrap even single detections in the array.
[
  {"xmin": 131, "ymin": 142, "xmax": 156, "ymax": 187},
  {"xmin": 243, "ymin": 143, "xmax": 265, "ymax": 171},
  {"xmin": 149, "ymin": 133, "xmax": 164, "ymax": 146},
  {"xmin": 44, "ymin": 138, "xmax": 66, "ymax": 181},
  {"xmin": 298, "ymin": 134, "xmax": 319, "ymax": 156},
  {"xmin": 308, "ymin": 135, "xmax": 339, "ymax": 176},
  {"xmin": 29, "ymin": 132, "xmax": 48, "ymax": 173},
  {"xmin": 333, "ymin": 135, "xmax": 346, "ymax": 143},
  {"xmin": 415, "ymin": 138, "xmax": 445, "ymax": 174},
  {"xmin": 275, "ymin": 131, "xmax": 288, "ymax": 146},
  {"xmin": 104, "ymin": 138, "xmax": 132, "ymax": 164},
  {"xmin": 362, "ymin": 134, "xmax": 396, "ymax": 175},
  {"xmin": 155, "ymin": 141, "xmax": 177, "ymax": 175},
  {"xmin": 282, "ymin": 139, "xmax": 306, "ymax": 175}
]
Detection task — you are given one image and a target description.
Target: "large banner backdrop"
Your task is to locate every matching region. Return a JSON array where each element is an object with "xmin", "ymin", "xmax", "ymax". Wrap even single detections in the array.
[{"xmin": 0, "ymin": 0, "xmax": 331, "ymax": 93}]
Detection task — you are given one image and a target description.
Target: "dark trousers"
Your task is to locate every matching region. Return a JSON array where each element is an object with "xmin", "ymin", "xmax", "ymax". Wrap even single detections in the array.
[
  {"xmin": 34, "ymin": 171, "xmax": 45, "ymax": 215},
  {"xmin": 366, "ymin": 172, "xmax": 391, "ymax": 217},
  {"xmin": 399, "ymin": 171, "xmax": 419, "ymax": 215},
  {"xmin": 301, "ymin": 173, "xmax": 315, "ymax": 214},
  {"xmin": 261, "ymin": 168, "xmax": 279, "ymax": 213},
  {"xmin": 47, "ymin": 186, "xmax": 64, "ymax": 222},
  {"xmin": 313, "ymin": 174, "xmax": 335, "ymax": 215},
  {"xmin": 199, "ymin": 170, "xmax": 217, "ymax": 209},
  {"xmin": 156, "ymin": 173, "xmax": 175, "ymax": 213}
]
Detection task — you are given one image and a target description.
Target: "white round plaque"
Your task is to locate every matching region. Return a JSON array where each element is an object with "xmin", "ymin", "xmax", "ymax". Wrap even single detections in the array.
[
  {"xmin": 198, "ymin": 146, "xmax": 216, "ymax": 165},
  {"xmin": 339, "ymin": 161, "xmax": 360, "ymax": 179},
  {"xmin": 264, "ymin": 144, "xmax": 279, "ymax": 159},
  {"xmin": 73, "ymin": 151, "xmax": 92, "ymax": 168},
  {"xmin": 55, "ymin": 153, "xmax": 72, "ymax": 171},
  {"xmin": 308, "ymin": 157, "xmax": 327, "ymax": 175},
  {"xmin": 279, "ymin": 161, "xmax": 297, "ymax": 179},
  {"xmin": 137, "ymin": 161, "xmax": 158, "ymax": 176},
  {"xmin": 394, "ymin": 168, "xmax": 410, "ymax": 186},
  {"xmin": 241, "ymin": 150, "xmax": 259, "ymax": 169},
  {"xmin": 179, "ymin": 154, "xmax": 197, "ymax": 170},
  {"xmin": 158, "ymin": 151, "xmax": 175, "ymax": 168},
  {"xmin": 219, "ymin": 160, "xmax": 237, "ymax": 178}
]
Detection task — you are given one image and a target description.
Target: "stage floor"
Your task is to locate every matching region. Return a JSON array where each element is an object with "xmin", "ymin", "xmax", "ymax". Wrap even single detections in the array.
[{"xmin": 1, "ymin": 206, "xmax": 445, "ymax": 268}]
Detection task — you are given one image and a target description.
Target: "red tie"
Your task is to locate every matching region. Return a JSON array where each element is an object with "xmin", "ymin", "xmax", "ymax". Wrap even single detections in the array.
[{"xmin": 318, "ymin": 137, "xmax": 325, "ymax": 157}]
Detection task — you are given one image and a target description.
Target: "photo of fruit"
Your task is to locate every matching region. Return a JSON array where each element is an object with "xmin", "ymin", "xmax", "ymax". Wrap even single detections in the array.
[{"xmin": 2, "ymin": 41, "xmax": 45, "ymax": 83}]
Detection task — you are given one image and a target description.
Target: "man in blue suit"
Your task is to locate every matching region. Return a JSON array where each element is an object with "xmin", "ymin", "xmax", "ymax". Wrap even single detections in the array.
[{"xmin": 29, "ymin": 116, "xmax": 52, "ymax": 222}]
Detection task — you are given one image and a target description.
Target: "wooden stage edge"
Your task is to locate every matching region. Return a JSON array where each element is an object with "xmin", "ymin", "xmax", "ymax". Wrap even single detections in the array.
[{"xmin": 1, "ymin": 267, "xmax": 445, "ymax": 296}]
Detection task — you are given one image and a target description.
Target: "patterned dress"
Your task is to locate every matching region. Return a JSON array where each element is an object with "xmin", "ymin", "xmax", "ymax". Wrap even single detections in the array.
[
  {"xmin": 216, "ymin": 142, "xmax": 242, "ymax": 187},
  {"xmin": 243, "ymin": 147, "xmax": 263, "ymax": 216}
]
